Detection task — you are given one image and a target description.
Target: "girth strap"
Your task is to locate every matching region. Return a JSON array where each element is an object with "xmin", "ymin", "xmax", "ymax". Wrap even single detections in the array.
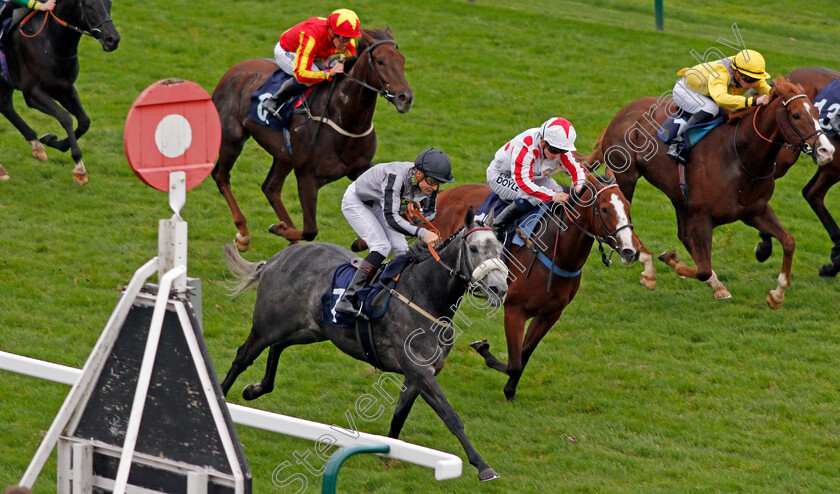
[{"xmin": 355, "ymin": 317, "xmax": 384, "ymax": 370}]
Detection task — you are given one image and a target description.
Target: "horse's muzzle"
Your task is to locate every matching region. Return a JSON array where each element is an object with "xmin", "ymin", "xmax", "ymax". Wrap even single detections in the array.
[
  {"xmin": 394, "ymin": 91, "xmax": 413, "ymax": 113},
  {"xmin": 813, "ymin": 138, "xmax": 835, "ymax": 166}
]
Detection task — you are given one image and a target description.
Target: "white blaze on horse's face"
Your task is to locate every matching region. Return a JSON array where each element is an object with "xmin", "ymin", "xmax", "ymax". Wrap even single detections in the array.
[
  {"xmin": 608, "ymin": 193, "xmax": 637, "ymax": 263},
  {"xmin": 804, "ymin": 102, "xmax": 837, "ymax": 165}
]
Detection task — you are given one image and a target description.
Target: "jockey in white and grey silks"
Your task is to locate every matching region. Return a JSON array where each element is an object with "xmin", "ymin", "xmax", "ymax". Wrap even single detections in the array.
[{"xmin": 336, "ymin": 148, "xmax": 454, "ymax": 316}]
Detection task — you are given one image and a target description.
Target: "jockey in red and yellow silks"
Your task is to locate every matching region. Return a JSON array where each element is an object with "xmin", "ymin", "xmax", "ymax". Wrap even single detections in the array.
[
  {"xmin": 261, "ymin": 9, "xmax": 362, "ymax": 116},
  {"xmin": 279, "ymin": 13, "xmax": 358, "ymax": 85}
]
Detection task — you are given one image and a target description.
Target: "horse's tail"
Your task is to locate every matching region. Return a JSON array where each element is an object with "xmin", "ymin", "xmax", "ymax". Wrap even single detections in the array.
[{"xmin": 223, "ymin": 244, "xmax": 267, "ymax": 298}]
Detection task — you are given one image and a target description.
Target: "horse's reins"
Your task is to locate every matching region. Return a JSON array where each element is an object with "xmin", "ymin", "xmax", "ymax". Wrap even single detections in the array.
[
  {"xmin": 388, "ymin": 223, "xmax": 504, "ymax": 327},
  {"xmin": 561, "ymin": 183, "xmax": 631, "ymax": 268},
  {"xmin": 734, "ymin": 93, "xmax": 825, "ymax": 179},
  {"xmin": 306, "ymin": 39, "xmax": 398, "ymax": 143},
  {"xmin": 20, "ymin": 0, "xmax": 112, "ymax": 40}
]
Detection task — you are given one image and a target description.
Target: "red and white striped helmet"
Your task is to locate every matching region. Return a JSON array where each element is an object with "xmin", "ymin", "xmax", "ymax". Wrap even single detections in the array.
[{"xmin": 540, "ymin": 117, "xmax": 577, "ymax": 152}]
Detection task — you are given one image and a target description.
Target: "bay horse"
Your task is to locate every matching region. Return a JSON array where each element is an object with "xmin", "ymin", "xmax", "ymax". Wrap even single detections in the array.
[
  {"xmin": 219, "ymin": 208, "xmax": 509, "ymax": 481},
  {"xmin": 431, "ymin": 174, "xmax": 642, "ymax": 401},
  {"xmin": 587, "ymin": 77, "xmax": 834, "ymax": 308},
  {"xmin": 0, "ymin": 0, "xmax": 119, "ymax": 184},
  {"xmin": 754, "ymin": 67, "xmax": 840, "ymax": 277},
  {"xmin": 211, "ymin": 28, "xmax": 413, "ymax": 251}
]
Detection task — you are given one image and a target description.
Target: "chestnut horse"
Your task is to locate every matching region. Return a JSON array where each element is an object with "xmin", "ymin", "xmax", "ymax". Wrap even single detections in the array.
[
  {"xmin": 0, "ymin": 0, "xmax": 120, "ymax": 184},
  {"xmin": 432, "ymin": 174, "xmax": 642, "ymax": 401},
  {"xmin": 211, "ymin": 28, "xmax": 413, "ymax": 250},
  {"xmin": 754, "ymin": 67, "xmax": 840, "ymax": 277},
  {"xmin": 587, "ymin": 77, "xmax": 834, "ymax": 308}
]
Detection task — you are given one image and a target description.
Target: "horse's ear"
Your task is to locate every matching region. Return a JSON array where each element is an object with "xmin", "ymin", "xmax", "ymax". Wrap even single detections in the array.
[
  {"xmin": 484, "ymin": 207, "xmax": 495, "ymax": 227},
  {"xmin": 465, "ymin": 206, "xmax": 475, "ymax": 227},
  {"xmin": 384, "ymin": 27, "xmax": 394, "ymax": 40}
]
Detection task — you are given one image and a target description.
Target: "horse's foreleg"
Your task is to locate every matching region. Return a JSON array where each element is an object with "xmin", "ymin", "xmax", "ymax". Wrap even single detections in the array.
[
  {"xmin": 638, "ymin": 242, "xmax": 657, "ymax": 290},
  {"xmin": 262, "ymin": 160, "xmax": 300, "ymax": 242},
  {"xmin": 22, "ymin": 88, "xmax": 86, "ymax": 184},
  {"xmin": 386, "ymin": 382, "xmax": 419, "ymax": 439},
  {"xmin": 220, "ymin": 330, "xmax": 271, "ymax": 398},
  {"xmin": 802, "ymin": 165, "xmax": 840, "ymax": 277},
  {"xmin": 413, "ymin": 374, "xmax": 499, "ymax": 481},
  {"xmin": 0, "ymin": 87, "xmax": 46, "ymax": 161},
  {"xmin": 504, "ymin": 312, "xmax": 563, "ymax": 401},
  {"xmin": 661, "ymin": 217, "xmax": 731, "ymax": 299},
  {"xmin": 742, "ymin": 207, "xmax": 794, "ymax": 310},
  {"xmin": 212, "ymin": 138, "xmax": 251, "ymax": 251},
  {"xmin": 469, "ymin": 339, "xmax": 508, "ymax": 373}
]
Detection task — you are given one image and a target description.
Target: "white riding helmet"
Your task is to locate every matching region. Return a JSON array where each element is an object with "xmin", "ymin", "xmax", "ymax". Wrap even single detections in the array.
[{"xmin": 540, "ymin": 117, "xmax": 577, "ymax": 152}]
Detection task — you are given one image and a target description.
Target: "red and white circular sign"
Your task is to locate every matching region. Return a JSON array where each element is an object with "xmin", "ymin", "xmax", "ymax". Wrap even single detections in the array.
[{"xmin": 124, "ymin": 79, "xmax": 221, "ymax": 191}]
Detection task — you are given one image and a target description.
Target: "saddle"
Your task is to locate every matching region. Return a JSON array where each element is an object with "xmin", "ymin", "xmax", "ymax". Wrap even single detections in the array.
[
  {"xmin": 321, "ymin": 256, "xmax": 412, "ymax": 370},
  {"xmin": 247, "ymin": 68, "xmax": 311, "ymax": 131}
]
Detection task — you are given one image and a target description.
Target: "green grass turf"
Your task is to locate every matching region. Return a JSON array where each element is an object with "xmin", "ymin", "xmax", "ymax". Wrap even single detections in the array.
[{"xmin": 1, "ymin": 0, "xmax": 839, "ymax": 492}]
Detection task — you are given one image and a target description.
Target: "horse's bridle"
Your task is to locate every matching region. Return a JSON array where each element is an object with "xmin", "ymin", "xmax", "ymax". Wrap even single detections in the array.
[
  {"xmin": 752, "ymin": 94, "xmax": 825, "ymax": 155},
  {"xmin": 560, "ymin": 183, "xmax": 633, "ymax": 267},
  {"xmin": 428, "ymin": 226, "xmax": 508, "ymax": 292},
  {"xmin": 20, "ymin": 0, "xmax": 112, "ymax": 40},
  {"xmin": 340, "ymin": 39, "xmax": 400, "ymax": 104}
]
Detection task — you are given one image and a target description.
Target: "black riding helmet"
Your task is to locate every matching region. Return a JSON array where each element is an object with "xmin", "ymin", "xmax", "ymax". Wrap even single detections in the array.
[{"xmin": 414, "ymin": 148, "xmax": 455, "ymax": 183}]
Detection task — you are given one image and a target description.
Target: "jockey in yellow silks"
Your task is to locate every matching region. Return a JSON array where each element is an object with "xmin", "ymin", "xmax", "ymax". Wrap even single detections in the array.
[{"xmin": 666, "ymin": 49, "xmax": 772, "ymax": 163}]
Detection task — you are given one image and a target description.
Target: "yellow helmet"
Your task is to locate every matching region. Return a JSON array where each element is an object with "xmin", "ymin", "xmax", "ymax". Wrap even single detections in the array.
[
  {"xmin": 732, "ymin": 49, "xmax": 770, "ymax": 80},
  {"xmin": 328, "ymin": 9, "xmax": 361, "ymax": 38}
]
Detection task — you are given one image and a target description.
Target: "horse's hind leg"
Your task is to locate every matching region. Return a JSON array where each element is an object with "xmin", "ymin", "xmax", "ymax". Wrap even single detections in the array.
[
  {"xmin": 802, "ymin": 164, "xmax": 840, "ymax": 276},
  {"xmin": 742, "ymin": 206, "xmax": 794, "ymax": 309},
  {"xmin": 241, "ymin": 329, "xmax": 321, "ymax": 400},
  {"xmin": 212, "ymin": 133, "xmax": 252, "ymax": 251},
  {"xmin": 411, "ymin": 373, "xmax": 499, "ymax": 481},
  {"xmin": 755, "ymin": 233, "xmax": 773, "ymax": 262},
  {"xmin": 0, "ymin": 86, "xmax": 46, "ymax": 161}
]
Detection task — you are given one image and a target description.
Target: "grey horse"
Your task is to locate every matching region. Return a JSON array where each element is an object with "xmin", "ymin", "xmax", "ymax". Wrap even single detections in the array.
[{"xmin": 220, "ymin": 208, "xmax": 509, "ymax": 481}]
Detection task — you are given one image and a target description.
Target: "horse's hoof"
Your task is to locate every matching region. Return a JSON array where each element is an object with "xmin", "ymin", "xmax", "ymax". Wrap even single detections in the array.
[
  {"xmin": 478, "ymin": 467, "xmax": 500, "ymax": 482},
  {"xmin": 754, "ymin": 243, "xmax": 772, "ymax": 263},
  {"xmin": 242, "ymin": 384, "xmax": 261, "ymax": 400},
  {"xmin": 351, "ymin": 238, "xmax": 369, "ymax": 252},
  {"xmin": 29, "ymin": 140, "xmax": 47, "ymax": 161},
  {"xmin": 658, "ymin": 251, "xmax": 677, "ymax": 265},
  {"xmin": 713, "ymin": 289, "xmax": 732, "ymax": 300},
  {"xmin": 766, "ymin": 292, "xmax": 783, "ymax": 310},
  {"xmin": 268, "ymin": 222, "xmax": 287, "ymax": 236},
  {"xmin": 469, "ymin": 339, "xmax": 489, "ymax": 353},
  {"xmin": 0, "ymin": 164, "xmax": 9, "ymax": 181},
  {"xmin": 640, "ymin": 274, "xmax": 657, "ymax": 290},
  {"xmin": 819, "ymin": 262, "xmax": 840, "ymax": 277},
  {"xmin": 234, "ymin": 232, "xmax": 250, "ymax": 252},
  {"xmin": 72, "ymin": 171, "xmax": 88, "ymax": 186}
]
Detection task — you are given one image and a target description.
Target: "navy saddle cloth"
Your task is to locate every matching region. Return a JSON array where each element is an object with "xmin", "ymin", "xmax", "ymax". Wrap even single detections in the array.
[
  {"xmin": 247, "ymin": 68, "xmax": 302, "ymax": 131},
  {"xmin": 321, "ymin": 256, "xmax": 411, "ymax": 328}
]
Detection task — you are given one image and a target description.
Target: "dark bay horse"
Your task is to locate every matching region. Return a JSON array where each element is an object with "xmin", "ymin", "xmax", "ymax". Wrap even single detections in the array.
[
  {"xmin": 587, "ymin": 77, "xmax": 834, "ymax": 308},
  {"xmin": 0, "ymin": 0, "xmax": 119, "ymax": 184},
  {"xmin": 211, "ymin": 28, "xmax": 413, "ymax": 251},
  {"xmin": 754, "ymin": 67, "xmax": 840, "ymax": 277},
  {"xmin": 431, "ymin": 174, "xmax": 642, "ymax": 401},
  {"xmin": 219, "ymin": 208, "xmax": 509, "ymax": 481}
]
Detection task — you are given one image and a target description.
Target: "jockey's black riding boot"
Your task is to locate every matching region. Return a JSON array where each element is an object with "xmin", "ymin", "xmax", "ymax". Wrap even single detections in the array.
[
  {"xmin": 492, "ymin": 202, "xmax": 523, "ymax": 242},
  {"xmin": 335, "ymin": 251, "xmax": 385, "ymax": 317},
  {"xmin": 666, "ymin": 110, "xmax": 715, "ymax": 163},
  {"xmin": 261, "ymin": 77, "xmax": 307, "ymax": 116}
]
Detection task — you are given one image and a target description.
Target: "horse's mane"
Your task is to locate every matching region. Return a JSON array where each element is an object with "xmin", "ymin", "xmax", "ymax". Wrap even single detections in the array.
[
  {"xmin": 357, "ymin": 28, "xmax": 393, "ymax": 54},
  {"xmin": 405, "ymin": 227, "xmax": 464, "ymax": 262},
  {"xmin": 729, "ymin": 76, "xmax": 805, "ymax": 121}
]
